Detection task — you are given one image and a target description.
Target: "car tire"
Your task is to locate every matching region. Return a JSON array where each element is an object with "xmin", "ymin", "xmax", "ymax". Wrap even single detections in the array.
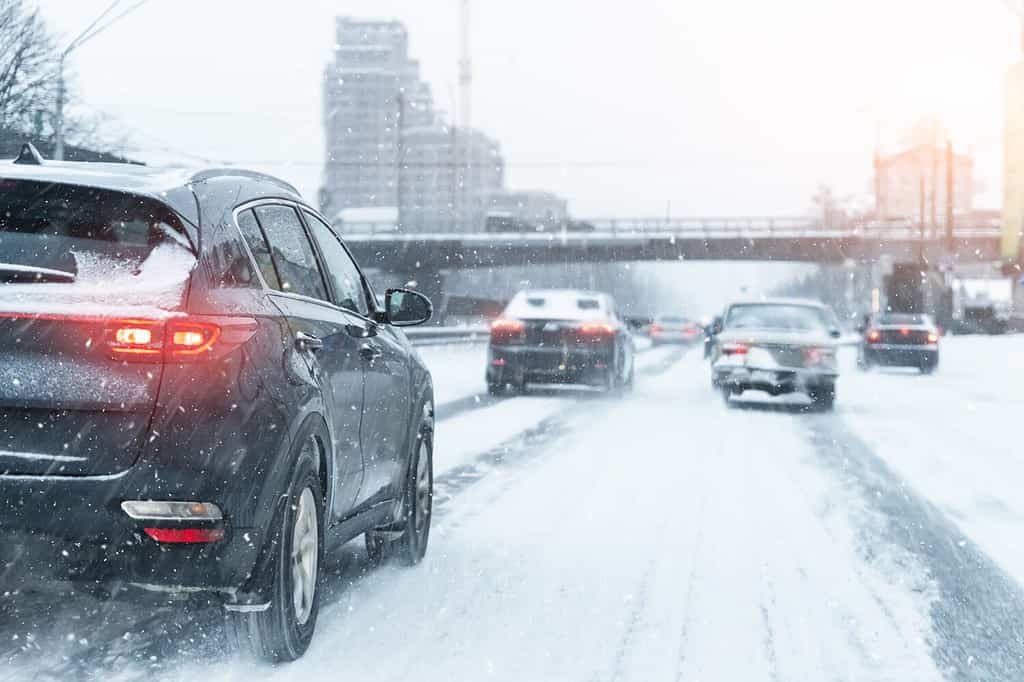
[
  {"xmin": 486, "ymin": 381, "xmax": 504, "ymax": 396},
  {"xmin": 229, "ymin": 437, "xmax": 324, "ymax": 662},
  {"xmin": 720, "ymin": 384, "xmax": 734, "ymax": 406},
  {"xmin": 366, "ymin": 427, "xmax": 433, "ymax": 567}
]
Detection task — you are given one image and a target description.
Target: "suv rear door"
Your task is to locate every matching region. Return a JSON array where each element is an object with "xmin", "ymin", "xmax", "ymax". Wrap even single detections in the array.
[
  {"xmin": 244, "ymin": 203, "xmax": 366, "ymax": 520},
  {"xmin": 0, "ymin": 179, "xmax": 195, "ymax": 476}
]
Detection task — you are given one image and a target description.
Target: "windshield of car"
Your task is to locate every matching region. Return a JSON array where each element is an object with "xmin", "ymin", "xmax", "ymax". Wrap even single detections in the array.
[
  {"xmin": 4, "ymin": 3, "xmax": 1020, "ymax": 681},
  {"xmin": 725, "ymin": 304, "xmax": 830, "ymax": 332},
  {"xmin": 876, "ymin": 313, "xmax": 930, "ymax": 326}
]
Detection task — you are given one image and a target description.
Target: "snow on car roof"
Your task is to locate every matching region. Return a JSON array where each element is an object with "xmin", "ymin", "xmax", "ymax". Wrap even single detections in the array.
[{"xmin": 504, "ymin": 289, "xmax": 610, "ymax": 320}]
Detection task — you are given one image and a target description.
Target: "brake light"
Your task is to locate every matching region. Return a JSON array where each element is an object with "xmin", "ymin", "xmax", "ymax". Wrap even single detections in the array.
[
  {"xmin": 721, "ymin": 342, "xmax": 748, "ymax": 355},
  {"xmin": 900, "ymin": 327, "xmax": 910, "ymax": 336},
  {"xmin": 490, "ymin": 318, "xmax": 525, "ymax": 344},
  {"xmin": 866, "ymin": 329, "xmax": 881, "ymax": 343},
  {"xmin": 107, "ymin": 316, "xmax": 254, "ymax": 362},
  {"xmin": 927, "ymin": 332, "xmax": 939, "ymax": 344},
  {"xmin": 578, "ymin": 322, "xmax": 616, "ymax": 341},
  {"xmin": 650, "ymin": 324, "xmax": 663, "ymax": 334},
  {"xmin": 143, "ymin": 527, "xmax": 225, "ymax": 544}
]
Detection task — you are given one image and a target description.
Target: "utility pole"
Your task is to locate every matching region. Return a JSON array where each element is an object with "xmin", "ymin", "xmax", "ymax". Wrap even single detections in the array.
[
  {"xmin": 54, "ymin": 0, "xmax": 151, "ymax": 160},
  {"xmin": 395, "ymin": 92, "xmax": 404, "ymax": 231},
  {"xmin": 457, "ymin": 0, "xmax": 472, "ymax": 233},
  {"xmin": 945, "ymin": 138, "xmax": 955, "ymax": 254},
  {"xmin": 919, "ymin": 167, "xmax": 927, "ymax": 263}
]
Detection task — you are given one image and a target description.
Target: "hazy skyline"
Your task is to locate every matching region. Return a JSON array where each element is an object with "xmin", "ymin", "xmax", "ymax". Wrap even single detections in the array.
[{"xmin": 38, "ymin": 0, "xmax": 1019, "ymax": 217}]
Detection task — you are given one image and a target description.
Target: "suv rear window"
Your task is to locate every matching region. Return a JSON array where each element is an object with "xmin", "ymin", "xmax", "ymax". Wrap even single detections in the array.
[
  {"xmin": 0, "ymin": 179, "xmax": 191, "ymax": 276},
  {"xmin": 0, "ymin": 179, "xmax": 195, "ymax": 309}
]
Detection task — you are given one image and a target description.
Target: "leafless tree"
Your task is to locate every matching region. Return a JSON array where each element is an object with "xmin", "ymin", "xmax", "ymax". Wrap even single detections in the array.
[{"xmin": 0, "ymin": 0, "xmax": 60, "ymax": 136}]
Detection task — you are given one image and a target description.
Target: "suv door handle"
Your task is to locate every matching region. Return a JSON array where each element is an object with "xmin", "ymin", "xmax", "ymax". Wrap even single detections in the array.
[
  {"xmin": 294, "ymin": 332, "xmax": 324, "ymax": 352},
  {"xmin": 359, "ymin": 342, "xmax": 382, "ymax": 361}
]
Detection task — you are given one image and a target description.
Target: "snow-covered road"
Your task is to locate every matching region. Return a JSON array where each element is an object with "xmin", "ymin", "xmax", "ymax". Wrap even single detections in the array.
[{"xmin": 4, "ymin": 336, "xmax": 1024, "ymax": 681}]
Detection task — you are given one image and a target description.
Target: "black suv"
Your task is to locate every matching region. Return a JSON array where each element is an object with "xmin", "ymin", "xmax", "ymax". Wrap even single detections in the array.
[{"xmin": 0, "ymin": 148, "xmax": 435, "ymax": 661}]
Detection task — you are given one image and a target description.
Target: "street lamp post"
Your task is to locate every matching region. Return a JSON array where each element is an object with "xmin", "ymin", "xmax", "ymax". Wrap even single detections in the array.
[{"xmin": 53, "ymin": 0, "xmax": 151, "ymax": 160}]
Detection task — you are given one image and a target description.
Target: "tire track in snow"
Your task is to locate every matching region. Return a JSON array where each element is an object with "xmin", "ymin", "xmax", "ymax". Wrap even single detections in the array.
[{"xmin": 807, "ymin": 416, "xmax": 1024, "ymax": 680}]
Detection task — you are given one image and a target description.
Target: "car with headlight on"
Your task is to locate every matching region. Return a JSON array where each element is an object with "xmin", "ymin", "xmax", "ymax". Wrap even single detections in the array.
[
  {"xmin": 487, "ymin": 289, "xmax": 635, "ymax": 394},
  {"xmin": 709, "ymin": 299, "xmax": 841, "ymax": 410},
  {"xmin": 858, "ymin": 313, "xmax": 940, "ymax": 373}
]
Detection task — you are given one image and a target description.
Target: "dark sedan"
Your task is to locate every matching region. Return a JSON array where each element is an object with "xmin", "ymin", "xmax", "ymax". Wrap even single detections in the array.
[
  {"xmin": 0, "ymin": 150, "xmax": 435, "ymax": 661},
  {"xmin": 859, "ymin": 313, "xmax": 940, "ymax": 373},
  {"xmin": 486, "ymin": 289, "xmax": 635, "ymax": 394}
]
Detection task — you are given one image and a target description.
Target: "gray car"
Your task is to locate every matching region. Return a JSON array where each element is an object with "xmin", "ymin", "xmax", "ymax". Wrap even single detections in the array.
[{"xmin": 709, "ymin": 299, "xmax": 841, "ymax": 410}]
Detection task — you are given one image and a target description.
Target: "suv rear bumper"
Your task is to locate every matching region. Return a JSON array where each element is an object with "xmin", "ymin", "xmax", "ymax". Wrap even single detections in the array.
[
  {"xmin": 0, "ymin": 470, "xmax": 261, "ymax": 597},
  {"xmin": 863, "ymin": 345, "xmax": 938, "ymax": 367}
]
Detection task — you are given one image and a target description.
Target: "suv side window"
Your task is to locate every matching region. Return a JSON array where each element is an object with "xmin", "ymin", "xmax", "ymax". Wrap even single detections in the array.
[
  {"xmin": 235, "ymin": 208, "xmax": 282, "ymax": 289},
  {"xmin": 254, "ymin": 204, "xmax": 328, "ymax": 301},
  {"xmin": 303, "ymin": 210, "xmax": 369, "ymax": 315}
]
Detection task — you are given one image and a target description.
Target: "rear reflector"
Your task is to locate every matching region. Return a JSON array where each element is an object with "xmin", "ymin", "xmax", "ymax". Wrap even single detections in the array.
[
  {"xmin": 143, "ymin": 527, "xmax": 225, "ymax": 544},
  {"xmin": 122, "ymin": 500, "xmax": 223, "ymax": 521},
  {"xmin": 866, "ymin": 329, "xmax": 881, "ymax": 343}
]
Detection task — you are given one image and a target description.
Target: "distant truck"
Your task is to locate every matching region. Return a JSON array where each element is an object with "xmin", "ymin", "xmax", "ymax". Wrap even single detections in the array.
[{"xmin": 953, "ymin": 278, "xmax": 1013, "ymax": 334}]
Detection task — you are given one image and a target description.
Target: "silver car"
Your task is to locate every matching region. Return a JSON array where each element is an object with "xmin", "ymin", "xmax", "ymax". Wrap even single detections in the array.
[{"xmin": 709, "ymin": 299, "xmax": 841, "ymax": 410}]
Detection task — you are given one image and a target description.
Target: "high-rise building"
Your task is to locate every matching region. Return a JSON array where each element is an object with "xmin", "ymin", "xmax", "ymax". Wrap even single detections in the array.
[
  {"xmin": 874, "ymin": 142, "xmax": 973, "ymax": 230},
  {"xmin": 322, "ymin": 19, "xmax": 436, "ymax": 218},
  {"xmin": 1003, "ymin": 61, "xmax": 1024, "ymax": 262},
  {"xmin": 322, "ymin": 17, "xmax": 505, "ymax": 232}
]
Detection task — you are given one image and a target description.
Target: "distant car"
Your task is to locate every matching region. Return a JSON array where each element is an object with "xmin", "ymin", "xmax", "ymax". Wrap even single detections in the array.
[
  {"xmin": 859, "ymin": 313, "xmax": 940, "ymax": 373},
  {"xmin": 0, "ymin": 156, "xmax": 435, "ymax": 662},
  {"xmin": 487, "ymin": 289, "xmax": 635, "ymax": 394},
  {"xmin": 649, "ymin": 314, "xmax": 703, "ymax": 345},
  {"xmin": 709, "ymin": 299, "xmax": 841, "ymax": 410}
]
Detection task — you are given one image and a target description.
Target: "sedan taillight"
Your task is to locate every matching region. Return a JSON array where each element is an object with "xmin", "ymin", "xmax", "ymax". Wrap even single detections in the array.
[
  {"xmin": 490, "ymin": 318, "xmax": 525, "ymax": 344},
  {"xmin": 721, "ymin": 342, "xmax": 749, "ymax": 355}
]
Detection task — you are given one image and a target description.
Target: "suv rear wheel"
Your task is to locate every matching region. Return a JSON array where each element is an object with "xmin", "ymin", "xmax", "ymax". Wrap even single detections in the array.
[{"xmin": 230, "ymin": 436, "xmax": 324, "ymax": 662}]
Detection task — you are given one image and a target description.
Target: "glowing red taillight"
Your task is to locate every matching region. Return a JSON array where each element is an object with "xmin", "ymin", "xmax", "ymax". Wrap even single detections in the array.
[
  {"xmin": 143, "ymin": 527, "xmax": 225, "ymax": 544},
  {"xmin": 927, "ymin": 332, "xmax": 939, "ymax": 344},
  {"xmin": 900, "ymin": 327, "xmax": 910, "ymax": 336},
  {"xmin": 650, "ymin": 324, "xmax": 663, "ymax": 334},
  {"xmin": 107, "ymin": 316, "xmax": 253, "ymax": 362},
  {"xmin": 490, "ymin": 318, "xmax": 526, "ymax": 344},
  {"xmin": 721, "ymin": 342, "xmax": 749, "ymax": 355},
  {"xmin": 577, "ymin": 322, "xmax": 616, "ymax": 342},
  {"xmin": 866, "ymin": 329, "xmax": 881, "ymax": 343}
]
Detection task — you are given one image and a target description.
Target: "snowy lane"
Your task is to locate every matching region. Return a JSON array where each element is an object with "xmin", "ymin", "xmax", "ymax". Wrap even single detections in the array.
[
  {"xmin": 171, "ymin": 351, "xmax": 958, "ymax": 682},
  {"xmin": 7, "ymin": 338, "xmax": 1024, "ymax": 680}
]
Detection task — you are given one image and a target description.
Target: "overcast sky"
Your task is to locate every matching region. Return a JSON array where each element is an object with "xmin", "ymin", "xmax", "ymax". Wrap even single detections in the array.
[{"xmin": 37, "ymin": 0, "xmax": 1019, "ymax": 217}]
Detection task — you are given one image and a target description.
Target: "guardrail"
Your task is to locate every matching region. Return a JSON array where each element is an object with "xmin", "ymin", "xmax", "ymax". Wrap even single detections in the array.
[{"xmin": 405, "ymin": 326, "xmax": 489, "ymax": 346}]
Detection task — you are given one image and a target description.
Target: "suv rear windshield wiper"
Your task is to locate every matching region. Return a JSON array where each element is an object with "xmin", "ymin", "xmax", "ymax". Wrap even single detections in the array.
[{"xmin": 0, "ymin": 263, "xmax": 76, "ymax": 284}]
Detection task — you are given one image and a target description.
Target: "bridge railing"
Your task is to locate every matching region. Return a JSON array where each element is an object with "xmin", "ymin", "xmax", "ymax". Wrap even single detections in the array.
[{"xmin": 339, "ymin": 216, "xmax": 1002, "ymax": 241}]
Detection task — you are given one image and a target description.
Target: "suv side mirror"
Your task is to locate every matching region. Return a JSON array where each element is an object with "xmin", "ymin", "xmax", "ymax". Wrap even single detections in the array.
[
  {"xmin": 828, "ymin": 328, "xmax": 841, "ymax": 339},
  {"xmin": 385, "ymin": 288, "xmax": 432, "ymax": 327},
  {"xmin": 710, "ymin": 316, "xmax": 723, "ymax": 335}
]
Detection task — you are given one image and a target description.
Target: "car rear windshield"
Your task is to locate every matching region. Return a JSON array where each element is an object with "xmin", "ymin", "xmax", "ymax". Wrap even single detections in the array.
[
  {"xmin": 725, "ymin": 304, "xmax": 829, "ymax": 332},
  {"xmin": 656, "ymin": 315, "xmax": 687, "ymax": 324},
  {"xmin": 876, "ymin": 313, "xmax": 928, "ymax": 326},
  {"xmin": 505, "ymin": 291, "xmax": 607, "ymax": 320},
  {"xmin": 0, "ymin": 179, "xmax": 195, "ymax": 308}
]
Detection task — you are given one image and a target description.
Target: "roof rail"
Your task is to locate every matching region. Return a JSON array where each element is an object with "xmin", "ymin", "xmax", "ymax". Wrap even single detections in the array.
[
  {"xmin": 189, "ymin": 168, "xmax": 300, "ymax": 196},
  {"xmin": 13, "ymin": 142, "xmax": 44, "ymax": 165}
]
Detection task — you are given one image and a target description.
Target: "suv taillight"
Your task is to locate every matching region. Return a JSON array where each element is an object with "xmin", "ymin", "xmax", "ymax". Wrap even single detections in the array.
[{"xmin": 107, "ymin": 316, "xmax": 255, "ymax": 362}]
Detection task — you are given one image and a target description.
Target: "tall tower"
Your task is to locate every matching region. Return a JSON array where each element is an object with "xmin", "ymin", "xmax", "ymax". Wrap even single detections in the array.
[
  {"xmin": 1004, "ymin": 2, "xmax": 1024, "ymax": 261},
  {"xmin": 459, "ymin": 0, "xmax": 472, "ymax": 132}
]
